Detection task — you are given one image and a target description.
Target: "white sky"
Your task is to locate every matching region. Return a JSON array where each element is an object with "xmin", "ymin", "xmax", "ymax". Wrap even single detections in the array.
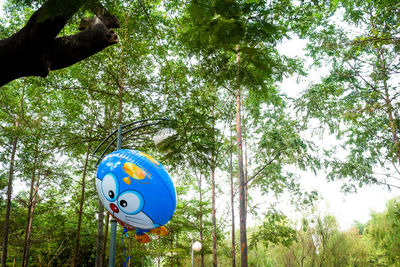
[{"xmin": 0, "ymin": 0, "xmax": 397, "ymax": 230}]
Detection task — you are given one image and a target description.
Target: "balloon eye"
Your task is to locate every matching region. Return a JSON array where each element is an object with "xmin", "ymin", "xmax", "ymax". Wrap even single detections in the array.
[
  {"xmin": 117, "ymin": 190, "xmax": 144, "ymax": 214},
  {"xmin": 101, "ymin": 173, "xmax": 119, "ymax": 202}
]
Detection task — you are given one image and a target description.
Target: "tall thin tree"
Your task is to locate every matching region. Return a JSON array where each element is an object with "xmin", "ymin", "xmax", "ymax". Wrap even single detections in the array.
[
  {"xmin": 73, "ymin": 123, "xmax": 93, "ymax": 267},
  {"xmin": 235, "ymin": 44, "xmax": 247, "ymax": 266},
  {"xmin": 1, "ymin": 132, "xmax": 18, "ymax": 267},
  {"xmin": 229, "ymin": 139, "xmax": 236, "ymax": 267},
  {"xmin": 22, "ymin": 143, "xmax": 41, "ymax": 267}
]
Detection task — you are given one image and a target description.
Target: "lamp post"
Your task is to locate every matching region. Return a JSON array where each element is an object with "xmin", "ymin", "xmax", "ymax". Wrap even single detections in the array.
[
  {"xmin": 92, "ymin": 118, "xmax": 175, "ymax": 267},
  {"xmin": 191, "ymin": 241, "xmax": 202, "ymax": 267}
]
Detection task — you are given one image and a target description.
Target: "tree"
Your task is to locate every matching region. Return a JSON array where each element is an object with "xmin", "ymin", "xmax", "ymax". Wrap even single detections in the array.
[
  {"xmin": 268, "ymin": 213, "xmax": 371, "ymax": 267},
  {"xmin": 228, "ymin": 138, "xmax": 236, "ymax": 267},
  {"xmin": 0, "ymin": 0, "xmax": 119, "ymax": 87},
  {"xmin": 0, "ymin": 80, "xmax": 24, "ymax": 266},
  {"xmin": 0, "ymin": 124, "xmax": 19, "ymax": 267},
  {"xmin": 250, "ymin": 210, "xmax": 297, "ymax": 250},
  {"xmin": 367, "ymin": 197, "xmax": 400, "ymax": 265},
  {"xmin": 175, "ymin": 0, "xmax": 321, "ymax": 264},
  {"xmin": 0, "ymin": 1, "xmax": 371, "ymax": 266},
  {"xmin": 72, "ymin": 123, "xmax": 94, "ymax": 267},
  {"xmin": 297, "ymin": 0, "xmax": 400, "ymax": 190}
]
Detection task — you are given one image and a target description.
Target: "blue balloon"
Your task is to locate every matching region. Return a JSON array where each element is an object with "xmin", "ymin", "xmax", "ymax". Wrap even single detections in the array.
[{"xmin": 96, "ymin": 149, "xmax": 176, "ymax": 231}]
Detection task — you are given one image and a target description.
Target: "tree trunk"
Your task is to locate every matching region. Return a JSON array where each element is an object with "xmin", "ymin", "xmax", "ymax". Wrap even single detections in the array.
[
  {"xmin": 368, "ymin": 15, "xmax": 400, "ymax": 166},
  {"xmin": 0, "ymin": 0, "xmax": 120, "ymax": 87},
  {"xmin": 230, "ymin": 145, "xmax": 236, "ymax": 267},
  {"xmin": 211, "ymin": 166, "xmax": 218, "ymax": 267},
  {"xmin": 102, "ymin": 212, "xmax": 110, "ymax": 265},
  {"xmin": 377, "ymin": 48, "xmax": 400, "ymax": 165},
  {"xmin": 95, "ymin": 201, "xmax": 105, "ymax": 267},
  {"xmin": 157, "ymin": 236, "xmax": 161, "ymax": 267},
  {"xmin": 141, "ymin": 244, "xmax": 145, "ymax": 267},
  {"xmin": 96, "ymin": 107, "xmax": 111, "ymax": 267},
  {"xmin": 170, "ymin": 235, "xmax": 173, "ymax": 267},
  {"xmin": 22, "ymin": 185, "xmax": 39, "ymax": 267},
  {"xmin": 235, "ymin": 44, "xmax": 247, "ymax": 267},
  {"xmin": 242, "ymin": 102, "xmax": 248, "ymax": 217},
  {"xmin": 22, "ymin": 148, "xmax": 39, "ymax": 267},
  {"xmin": 73, "ymin": 139, "xmax": 92, "ymax": 267},
  {"xmin": 1, "ymin": 136, "xmax": 18, "ymax": 267}
]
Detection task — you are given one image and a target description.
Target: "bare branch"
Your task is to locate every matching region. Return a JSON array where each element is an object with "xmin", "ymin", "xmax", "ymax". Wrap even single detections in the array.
[{"xmin": 246, "ymin": 152, "xmax": 282, "ymax": 186}]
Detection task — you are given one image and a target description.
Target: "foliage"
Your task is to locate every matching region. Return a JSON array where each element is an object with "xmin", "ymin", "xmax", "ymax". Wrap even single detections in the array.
[
  {"xmin": 296, "ymin": 0, "xmax": 400, "ymax": 190},
  {"xmin": 250, "ymin": 210, "xmax": 297, "ymax": 249},
  {"xmin": 367, "ymin": 197, "xmax": 400, "ymax": 265},
  {"xmin": 267, "ymin": 213, "xmax": 371, "ymax": 267}
]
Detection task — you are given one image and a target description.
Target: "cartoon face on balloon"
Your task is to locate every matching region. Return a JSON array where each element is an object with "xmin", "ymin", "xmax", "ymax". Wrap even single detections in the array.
[{"xmin": 96, "ymin": 149, "xmax": 176, "ymax": 231}]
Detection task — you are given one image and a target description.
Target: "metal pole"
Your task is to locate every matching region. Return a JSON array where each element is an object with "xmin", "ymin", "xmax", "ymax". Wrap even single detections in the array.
[
  {"xmin": 117, "ymin": 124, "xmax": 122, "ymax": 150},
  {"xmin": 108, "ymin": 124, "xmax": 122, "ymax": 267},
  {"xmin": 108, "ymin": 219, "xmax": 117, "ymax": 267},
  {"xmin": 190, "ymin": 239, "xmax": 194, "ymax": 267},
  {"xmin": 192, "ymin": 246, "xmax": 194, "ymax": 267}
]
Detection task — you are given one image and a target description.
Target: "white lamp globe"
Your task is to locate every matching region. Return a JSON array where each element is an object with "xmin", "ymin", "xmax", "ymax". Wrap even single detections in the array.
[{"xmin": 192, "ymin": 241, "xmax": 202, "ymax": 252}]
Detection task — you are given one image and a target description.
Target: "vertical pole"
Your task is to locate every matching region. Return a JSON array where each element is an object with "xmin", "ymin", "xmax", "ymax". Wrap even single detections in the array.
[
  {"xmin": 109, "ymin": 124, "xmax": 123, "ymax": 267},
  {"xmin": 117, "ymin": 124, "xmax": 122, "ymax": 151},
  {"xmin": 108, "ymin": 220, "xmax": 117, "ymax": 267},
  {"xmin": 191, "ymin": 242, "xmax": 194, "ymax": 267}
]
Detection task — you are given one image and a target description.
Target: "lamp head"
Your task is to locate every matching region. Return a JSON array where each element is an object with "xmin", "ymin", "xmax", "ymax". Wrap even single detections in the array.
[{"xmin": 192, "ymin": 241, "xmax": 202, "ymax": 252}]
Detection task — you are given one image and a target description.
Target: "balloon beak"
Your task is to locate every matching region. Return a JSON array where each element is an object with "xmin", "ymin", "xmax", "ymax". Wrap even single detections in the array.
[{"xmin": 110, "ymin": 203, "xmax": 119, "ymax": 213}]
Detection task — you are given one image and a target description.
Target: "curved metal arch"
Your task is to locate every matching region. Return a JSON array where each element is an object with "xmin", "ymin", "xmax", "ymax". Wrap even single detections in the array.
[{"xmin": 92, "ymin": 118, "xmax": 170, "ymax": 166}]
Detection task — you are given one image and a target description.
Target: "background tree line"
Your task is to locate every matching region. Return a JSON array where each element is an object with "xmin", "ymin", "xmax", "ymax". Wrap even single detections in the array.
[{"xmin": 248, "ymin": 197, "xmax": 400, "ymax": 267}]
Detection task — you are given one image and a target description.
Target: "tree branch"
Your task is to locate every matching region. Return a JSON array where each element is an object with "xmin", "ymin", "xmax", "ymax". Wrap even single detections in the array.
[
  {"xmin": 246, "ymin": 152, "xmax": 281, "ymax": 186},
  {"xmin": 0, "ymin": 0, "xmax": 120, "ymax": 87}
]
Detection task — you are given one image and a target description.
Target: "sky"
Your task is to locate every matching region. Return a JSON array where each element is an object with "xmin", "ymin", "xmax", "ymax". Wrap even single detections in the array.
[{"xmin": 0, "ymin": 0, "xmax": 398, "ymax": 230}]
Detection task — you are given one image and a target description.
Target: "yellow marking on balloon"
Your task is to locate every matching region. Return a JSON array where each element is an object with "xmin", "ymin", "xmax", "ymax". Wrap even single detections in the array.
[
  {"xmin": 123, "ymin": 177, "xmax": 131, "ymax": 185},
  {"xmin": 124, "ymin": 162, "xmax": 146, "ymax": 180},
  {"xmin": 139, "ymin": 152, "xmax": 159, "ymax": 165}
]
